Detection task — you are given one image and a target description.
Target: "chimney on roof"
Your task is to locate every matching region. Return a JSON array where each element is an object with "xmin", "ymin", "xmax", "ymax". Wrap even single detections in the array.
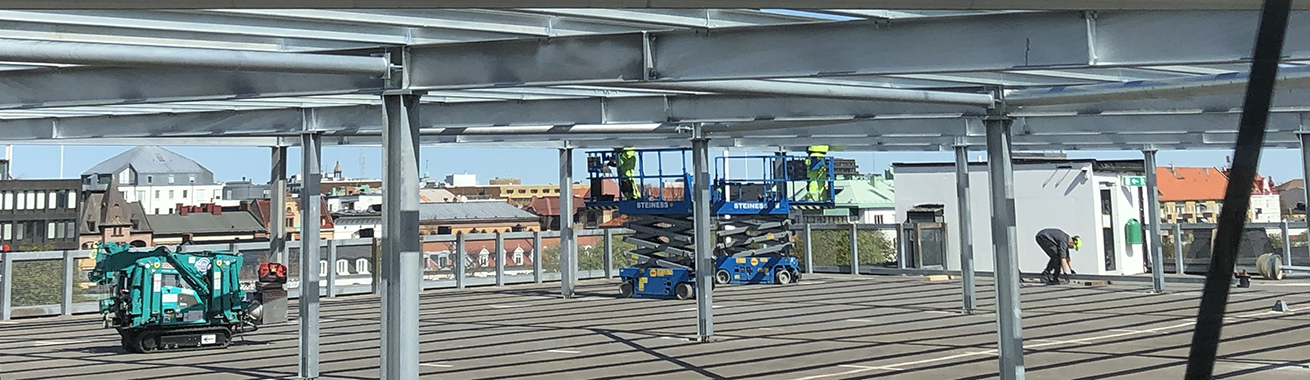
[
  {"xmin": 211, "ymin": 203, "xmax": 221, "ymax": 215},
  {"xmin": 179, "ymin": 204, "xmax": 188, "ymax": 216}
]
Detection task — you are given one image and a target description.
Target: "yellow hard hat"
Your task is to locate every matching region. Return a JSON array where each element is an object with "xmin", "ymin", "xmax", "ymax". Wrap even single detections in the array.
[
  {"xmin": 807, "ymin": 145, "xmax": 829, "ymax": 154},
  {"xmin": 1071, "ymin": 236, "xmax": 1082, "ymax": 251}
]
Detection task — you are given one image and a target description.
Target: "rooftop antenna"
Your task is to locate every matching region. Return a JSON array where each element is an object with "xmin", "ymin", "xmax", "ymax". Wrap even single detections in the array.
[{"xmin": 358, "ymin": 149, "xmax": 366, "ymax": 178}]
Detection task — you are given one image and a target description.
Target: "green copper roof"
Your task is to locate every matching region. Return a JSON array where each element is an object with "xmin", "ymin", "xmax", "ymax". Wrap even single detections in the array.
[{"xmin": 833, "ymin": 175, "xmax": 895, "ymax": 209}]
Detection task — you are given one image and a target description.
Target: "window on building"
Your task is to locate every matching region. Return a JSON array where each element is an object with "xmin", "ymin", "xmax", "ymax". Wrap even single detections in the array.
[
  {"xmin": 437, "ymin": 226, "xmax": 452, "ymax": 234},
  {"xmin": 146, "ymin": 175, "xmax": 153, "ymax": 184},
  {"xmin": 1175, "ymin": 205, "xmax": 1185, "ymax": 214},
  {"xmin": 2, "ymin": 191, "xmax": 10, "ymax": 210},
  {"xmin": 133, "ymin": 191, "xmax": 143, "ymax": 201},
  {"xmin": 65, "ymin": 221, "xmax": 74, "ymax": 240},
  {"xmin": 47, "ymin": 222, "xmax": 55, "ymax": 239},
  {"xmin": 168, "ymin": 190, "xmax": 174, "ymax": 199},
  {"xmin": 26, "ymin": 191, "xmax": 35, "ymax": 210},
  {"xmin": 513, "ymin": 247, "xmax": 525, "ymax": 265},
  {"xmin": 197, "ymin": 189, "xmax": 206, "ymax": 200},
  {"xmin": 155, "ymin": 190, "xmax": 160, "ymax": 199},
  {"xmin": 189, "ymin": 175, "xmax": 196, "ymax": 183},
  {"xmin": 15, "ymin": 222, "xmax": 24, "ymax": 240},
  {"xmin": 336, "ymin": 259, "xmax": 349, "ymax": 275},
  {"xmin": 874, "ymin": 214, "xmax": 885, "ymax": 224},
  {"xmin": 67, "ymin": 192, "xmax": 75, "ymax": 209},
  {"xmin": 356, "ymin": 258, "xmax": 370, "ymax": 274},
  {"xmin": 2, "ymin": 223, "xmax": 10, "ymax": 240},
  {"xmin": 34, "ymin": 191, "xmax": 44, "ymax": 209},
  {"xmin": 530, "ymin": 189, "xmax": 538, "ymax": 194},
  {"xmin": 168, "ymin": 175, "xmax": 175, "ymax": 184},
  {"xmin": 478, "ymin": 249, "xmax": 490, "ymax": 266},
  {"xmin": 319, "ymin": 260, "xmax": 328, "ymax": 276},
  {"xmin": 154, "ymin": 208, "xmax": 159, "ymax": 214},
  {"xmin": 48, "ymin": 192, "xmax": 57, "ymax": 209},
  {"xmin": 182, "ymin": 190, "xmax": 188, "ymax": 198},
  {"xmin": 1197, "ymin": 204, "xmax": 1209, "ymax": 213}
]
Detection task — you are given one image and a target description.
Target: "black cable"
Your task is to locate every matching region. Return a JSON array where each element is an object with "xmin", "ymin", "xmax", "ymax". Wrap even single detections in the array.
[{"xmin": 1184, "ymin": 0, "xmax": 1291, "ymax": 378}]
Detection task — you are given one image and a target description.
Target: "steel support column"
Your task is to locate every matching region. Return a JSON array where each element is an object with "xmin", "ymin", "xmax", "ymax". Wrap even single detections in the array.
[
  {"xmin": 61, "ymin": 250, "xmax": 73, "ymax": 316},
  {"xmin": 381, "ymin": 92, "xmax": 422, "ymax": 380},
  {"xmin": 985, "ymin": 115, "xmax": 1024, "ymax": 380},
  {"xmin": 954, "ymin": 144, "xmax": 976, "ymax": 312},
  {"xmin": 1301, "ymin": 131, "xmax": 1310, "ymax": 262},
  {"xmin": 271, "ymin": 146, "xmax": 288, "ymax": 264},
  {"xmin": 603, "ymin": 228, "xmax": 614, "ymax": 278},
  {"xmin": 1144, "ymin": 148, "xmax": 1165, "ymax": 293},
  {"xmin": 298, "ymin": 132, "xmax": 322, "ymax": 380},
  {"xmin": 692, "ymin": 124, "xmax": 715, "ymax": 341},
  {"xmin": 559, "ymin": 148, "xmax": 577, "ymax": 298}
]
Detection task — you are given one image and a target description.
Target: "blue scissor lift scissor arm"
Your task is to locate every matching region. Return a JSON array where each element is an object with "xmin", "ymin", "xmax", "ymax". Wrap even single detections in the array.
[{"xmin": 583, "ymin": 147, "xmax": 837, "ymax": 298}]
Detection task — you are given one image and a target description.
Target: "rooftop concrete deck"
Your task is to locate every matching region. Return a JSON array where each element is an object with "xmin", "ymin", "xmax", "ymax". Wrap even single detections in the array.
[{"xmin": 2, "ymin": 274, "xmax": 1308, "ymax": 379}]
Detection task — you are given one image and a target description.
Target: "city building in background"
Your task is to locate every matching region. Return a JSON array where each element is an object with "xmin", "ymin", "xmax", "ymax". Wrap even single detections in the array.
[
  {"xmin": 82, "ymin": 146, "xmax": 224, "ymax": 215},
  {"xmin": 78, "ymin": 177, "xmax": 151, "ymax": 249},
  {"xmin": 146, "ymin": 203, "xmax": 268, "ymax": 246},
  {"xmin": 0, "ymin": 179, "xmax": 82, "ymax": 251},
  {"xmin": 419, "ymin": 202, "xmax": 539, "ymax": 235},
  {"xmin": 1157, "ymin": 165, "xmax": 1281, "ymax": 224}
]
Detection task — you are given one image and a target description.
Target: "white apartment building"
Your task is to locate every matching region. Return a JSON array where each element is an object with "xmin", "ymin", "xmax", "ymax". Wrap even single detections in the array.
[{"xmin": 82, "ymin": 146, "xmax": 225, "ymax": 215}]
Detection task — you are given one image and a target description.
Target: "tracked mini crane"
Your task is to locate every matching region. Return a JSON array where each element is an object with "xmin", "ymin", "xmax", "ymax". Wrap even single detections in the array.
[
  {"xmin": 88, "ymin": 241, "xmax": 265, "ymax": 353},
  {"xmin": 585, "ymin": 147, "xmax": 835, "ymax": 300}
]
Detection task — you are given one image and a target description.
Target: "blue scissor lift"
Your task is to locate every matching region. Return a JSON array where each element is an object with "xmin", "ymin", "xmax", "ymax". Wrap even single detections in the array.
[{"xmin": 585, "ymin": 148, "xmax": 835, "ymax": 300}]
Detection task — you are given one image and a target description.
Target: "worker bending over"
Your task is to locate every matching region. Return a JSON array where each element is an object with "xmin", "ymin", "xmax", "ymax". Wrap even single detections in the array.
[{"xmin": 1034, "ymin": 228, "xmax": 1080, "ymax": 284}]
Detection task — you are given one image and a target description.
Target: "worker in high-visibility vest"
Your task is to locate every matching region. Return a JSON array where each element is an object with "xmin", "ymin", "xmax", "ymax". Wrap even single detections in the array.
[
  {"xmin": 805, "ymin": 145, "xmax": 829, "ymax": 201},
  {"xmin": 614, "ymin": 147, "xmax": 640, "ymax": 200}
]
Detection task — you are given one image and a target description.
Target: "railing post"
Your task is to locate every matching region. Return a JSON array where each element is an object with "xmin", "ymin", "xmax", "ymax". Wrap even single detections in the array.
[
  {"xmin": 455, "ymin": 232, "xmax": 466, "ymax": 289},
  {"xmin": 62, "ymin": 250, "xmax": 74, "ymax": 316},
  {"xmin": 533, "ymin": 230, "xmax": 543, "ymax": 284},
  {"xmin": 1, "ymin": 251, "xmax": 10, "ymax": 320},
  {"xmin": 803, "ymin": 223, "xmax": 813, "ymax": 274},
  {"xmin": 1173, "ymin": 223, "xmax": 1185, "ymax": 275},
  {"xmin": 849, "ymin": 223, "xmax": 859, "ymax": 275},
  {"xmin": 495, "ymin": 232, "xmax": 505, "ymax": 286},
  {"xmin": 1282, "ymin": 220, "xmax": 1292, "ymax": 266},
  {"xmin": 326, "ymin": 240, "xmax": 338, "ymax": 298},
  {"xmin": 896, "ymin": 224, "xmax": 907, "ymax": 270},
  {"xmin": 603, "ymin": 228, "xmax": 614, "ymax": 278}
]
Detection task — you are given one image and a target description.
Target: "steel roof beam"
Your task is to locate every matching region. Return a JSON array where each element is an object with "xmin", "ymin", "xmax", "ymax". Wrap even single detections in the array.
[
  {"xmin": 621, "ymin": 80, "xmax": 996, "ymax": 106},
  {"xmin": 0, "ymin": 66, "xmax": 383, "ymax": 110},
  {"xmin": 1006, "ymin": 66, "xmax": 1310, "ymax": 106},
  {"xmin": 6, "ymin": 1, "xmax": 1309, "ymax": 11},
  {"xmin": 0, "ymin": 38, "xmax": 391, "ymax": 75},
  {"xmin": 407, "ymin": 11, "xmax": 1310, "ymax": 89},
  {"xmin": 0, "ymin": 95, "xmax": 983, "ymax": 140}
]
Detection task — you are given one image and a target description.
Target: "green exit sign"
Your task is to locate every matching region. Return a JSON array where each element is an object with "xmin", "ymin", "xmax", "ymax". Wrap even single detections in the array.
[{"xmin": 1121, "ymin": 176, "xmax": 1147, "ymax": 187}]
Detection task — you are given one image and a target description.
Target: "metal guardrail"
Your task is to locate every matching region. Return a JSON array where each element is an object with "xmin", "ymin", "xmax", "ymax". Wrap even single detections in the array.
[
  {"xmin": 4, "ymin": 220, "xmax": 1305, "ymax": 320},
  {"xmin": 0, "ymin": 228, "xmax": 633, "ymax": 320}
]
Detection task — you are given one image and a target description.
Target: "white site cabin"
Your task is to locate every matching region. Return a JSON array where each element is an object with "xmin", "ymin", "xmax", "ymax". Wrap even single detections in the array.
[{"xmin": 893, "ymin": 158, "xmax": 1151, "ymax": 276}]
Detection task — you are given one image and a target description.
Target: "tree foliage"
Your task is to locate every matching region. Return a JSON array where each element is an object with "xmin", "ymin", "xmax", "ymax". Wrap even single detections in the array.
[
  {"xmin": 795, "ymin": 228, "xmax": 897, "ymax": 267},
  {"xmin": 540, "ymin": 233, "xmax": 638, "ymax": 273},
  {"xmin": 9, "ymin": 242, "xmax": 92, "ymax": 307}
]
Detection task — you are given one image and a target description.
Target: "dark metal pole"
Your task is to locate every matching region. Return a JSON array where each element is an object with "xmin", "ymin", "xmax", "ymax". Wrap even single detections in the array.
[
  {"xmin": 1186, "ymin": 1, "xmax": 1290, "ymax": 378},
  {"xmin": 954, "ymin": 143, "xmax": 976, "ymax": 312},
  {"xmin": 1143, "ymin": 148, "xmax": 1165, "ymax": 293},
  {"xmin": 692, "ymin": 124, "xmax": 715, "ymax": 341}
]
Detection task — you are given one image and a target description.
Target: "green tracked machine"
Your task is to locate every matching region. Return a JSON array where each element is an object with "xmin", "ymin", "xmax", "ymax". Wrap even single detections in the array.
[{"xmin": 88, "ymin": 241, "xmax": 263, "ymax": 353}]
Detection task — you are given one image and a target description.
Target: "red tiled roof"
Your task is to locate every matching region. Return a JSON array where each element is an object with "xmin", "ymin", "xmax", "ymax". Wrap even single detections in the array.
[{"xmin": 1157, "ymin": 166, "xmax": 1275, "ymax": 202}]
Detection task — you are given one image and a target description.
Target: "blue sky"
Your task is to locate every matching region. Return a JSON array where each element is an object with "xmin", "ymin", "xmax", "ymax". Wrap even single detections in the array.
[{"xmin": 11, "ymin": 144, "xmax": 1306, "ymax": 186}]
